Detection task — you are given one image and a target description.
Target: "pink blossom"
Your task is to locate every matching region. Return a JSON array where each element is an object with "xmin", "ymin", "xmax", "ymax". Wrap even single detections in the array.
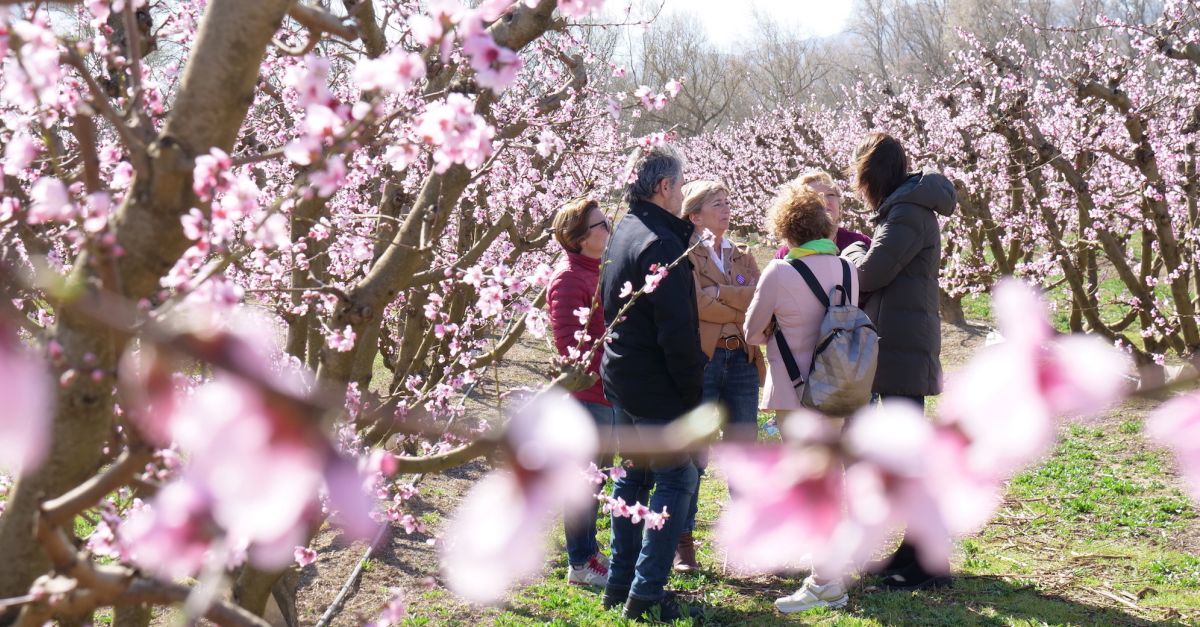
[
  {"xmin": 416, "ymin": 94, "xmax": 495, "ymax": 173},
  {"xmin": 27, "ymin": 177, "xmax": 75, "ymax": 224},
  {"xmin": 664, "ymin": 78, "xmax": 683, "ymax": 98},
  {"xmin": 119, "ymin": 483, "xmax": 216, "ymax": 580},
  {"xmin": 407, "ymin": 14, "xmax": 444, "ymax": 46},
  {"xmin": 303, "ymin": 103, "xmax": 345, "ymax": 139},
  {"xmin": 3, "ymin": 133, "xmax": 37, "ymax": 175},
  {"xmin": 0, "ymin": 326, "xmax": 52, "ymax": 476},
  {"xmin": 573, "ymin": 306, "xmax": 591, "ymax": 327},
  {"xmin": 642, "ymin": 264, "xmax": 669, "ymax": 293},
  {"xmin": 462, "ymin": 33, "xmax": 523, "ymax": 92},
  {"xmin": 192, "ymin": 148, "xmax": 231, "ymax": 202},
  {"xmin": 1147, "ymin": 393, "xmax": 1200, "ymax": 503},
  {"xmin": 366, "ymin": 587, "xmax": 407, "ymax": 627},
  {"xmin": 618, "ymin": 281, "xmax": 633, "ymax": 299},
  {"xmin": 556, "ymin": 0, "xmax": 605, "ymax": 18},
  {"xmin": 327, "ymin": 326, "xmax": 357, "ymax": 352},
  {"xmin": 82, "ymin": 192, "xmax": 112, "ymax": 233},
  {"xmin": 475, "ymin": 285, "xmax": 504, "ymax": 318},
  {"xmin": 285, "ymin": 55, "xmax": 333, "ymax": 107},
  {"xmin": 583, "ymin": 462, "xmax": 607, "ymax": 485},
  {"xmin": 940, "ymin": 279, "xmax": 1132, "ymax": 476},
  {"xmin": 294, "ymin": 545, "xmax": 317, "ymax": 567},
  {"xmin": 285, "ymin": 135, "xmax": 322, "ymax": 166},
  {"xmin": 311, "ymin": 155, "xmax": 347, "ymax": 198},
  {"xmin": 353, "ymin": 50, "xmax": 427, "ymax": 94},
  {"xmin": 441, "ymin": 389, "xmax": 598, "ymax": 603},
  {"xmin": 608, "ymin": 465, "xmax": 626, "ymax": 481},
  {"xmin": 714, "ymin": 415, "xmax": 845, "ymax": 573}
]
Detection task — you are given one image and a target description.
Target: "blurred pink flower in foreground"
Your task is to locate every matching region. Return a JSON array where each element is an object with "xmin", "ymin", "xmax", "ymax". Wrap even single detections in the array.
[
  {"xmin": 0, "ymin": 324, "xmax": 53, "ymax": 476},
  {"xmin": 440, "ymin": 388, "xmax": 598, "ymax": 604},
  {"xmin": 1147, "ymin": 393, "xmax": 1200, "ymax": 503},
  {"xmin": 716, "ymin": 279, "xmax": 1133, "ymax": 577},
  {"xmin": 940, "ymin": 279, "xmax": 1131, "ymax": 478},
  {"xmin": 117, "ymin": 325, "xmax": 377, "ymax": 577},
  {"xmin": 715, "ymin": 411, "xmax": 844, "ymax": 574}
]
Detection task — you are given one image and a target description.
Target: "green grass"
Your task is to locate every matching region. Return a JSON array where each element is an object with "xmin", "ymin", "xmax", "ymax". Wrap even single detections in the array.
[{"xmin": 413, "ymin": 403, "xmax": 1200, "ymax": 625}]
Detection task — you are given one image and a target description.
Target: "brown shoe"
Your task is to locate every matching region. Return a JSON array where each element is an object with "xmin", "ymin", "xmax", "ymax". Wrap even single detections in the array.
[{"xmin": 673, "ymin": 531, "xmax": 698, "ymax": 572}]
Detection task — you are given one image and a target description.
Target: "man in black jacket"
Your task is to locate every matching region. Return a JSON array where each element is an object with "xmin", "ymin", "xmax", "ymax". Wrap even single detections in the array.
[{"xmin": 600, "ymin": 145, "xmax": 705, "ymax": 622}]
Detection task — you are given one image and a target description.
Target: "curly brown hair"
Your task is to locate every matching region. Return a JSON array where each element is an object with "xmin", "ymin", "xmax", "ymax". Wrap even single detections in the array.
[{"xmin": 767, "ymin": 180, "xmax": 834, "ymax": 246}]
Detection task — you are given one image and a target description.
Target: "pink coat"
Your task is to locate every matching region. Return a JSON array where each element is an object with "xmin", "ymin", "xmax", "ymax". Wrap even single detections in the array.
[{"xmin": 744, "ymin": 255, "xmax": 860, "ymax": 411}]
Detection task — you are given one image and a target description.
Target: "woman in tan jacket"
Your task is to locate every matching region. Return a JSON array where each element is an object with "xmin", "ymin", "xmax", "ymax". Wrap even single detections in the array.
[{"xmin": 673, "ymin": 180, "xmax": 764, "ymax": 572}]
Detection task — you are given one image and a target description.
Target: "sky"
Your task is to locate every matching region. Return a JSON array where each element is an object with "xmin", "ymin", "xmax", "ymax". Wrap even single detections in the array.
[{"xmin": 660, "ymin": 0, "xmax": 853, "ymax": 48}]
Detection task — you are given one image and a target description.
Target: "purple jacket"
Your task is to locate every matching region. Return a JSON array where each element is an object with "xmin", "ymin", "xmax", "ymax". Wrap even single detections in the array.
[{"xmin": 774, "ymin": 227, "xmax": 872, "ymax": 259}]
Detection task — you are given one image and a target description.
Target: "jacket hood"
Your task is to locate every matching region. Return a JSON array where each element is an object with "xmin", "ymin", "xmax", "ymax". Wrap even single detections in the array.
[{"xmin": 876, "ymin": 170, "xmax": 957, "ymax": 220}]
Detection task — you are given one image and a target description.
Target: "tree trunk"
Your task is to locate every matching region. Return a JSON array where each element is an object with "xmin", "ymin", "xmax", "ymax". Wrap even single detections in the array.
[
  {"xmin": 939, "ymin": 288, "xmax": 966, "ymax": 326},
  {"xmin": 0, "ymin": 0, "xmax": 294, "ymax": 602}
]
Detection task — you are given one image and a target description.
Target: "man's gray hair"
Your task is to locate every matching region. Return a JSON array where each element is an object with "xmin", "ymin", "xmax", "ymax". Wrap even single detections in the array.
[{"xmin": 624, "ymin": 144, "xmax": 685, "ymax": 204}]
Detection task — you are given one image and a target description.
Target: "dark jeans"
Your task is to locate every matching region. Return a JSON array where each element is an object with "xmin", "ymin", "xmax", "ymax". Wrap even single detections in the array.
[
  {"xmin": 609, "ymin": 405, "xmax": 700, "ymax": 601},
  {"xmin": 683, "ymin": 347, "xmax": 760, "ymax": 534},
  {"xmin": 564, "ymin": 401, "xmax": 616, "ymax": 567}
]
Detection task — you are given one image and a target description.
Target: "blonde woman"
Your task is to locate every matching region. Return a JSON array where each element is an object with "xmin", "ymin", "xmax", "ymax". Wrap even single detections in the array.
[{"xmin": 674, "ymin": 180, "xmax": 764, "ymax": 572}]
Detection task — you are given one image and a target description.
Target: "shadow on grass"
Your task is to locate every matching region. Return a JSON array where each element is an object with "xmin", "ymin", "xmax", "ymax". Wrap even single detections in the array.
[
  {"xmin": 486, "ymin": 569, "xmax": 1186, "ymax": 626},
  {"xmin": 850, "ymin": 574, "xmax": 1183, "ymax": 627}
]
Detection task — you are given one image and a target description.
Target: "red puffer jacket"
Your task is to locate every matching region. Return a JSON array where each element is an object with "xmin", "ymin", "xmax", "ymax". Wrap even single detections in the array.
[{"xmin": 547, "ymin": 252, "xmax": 610, "ymax": 407}]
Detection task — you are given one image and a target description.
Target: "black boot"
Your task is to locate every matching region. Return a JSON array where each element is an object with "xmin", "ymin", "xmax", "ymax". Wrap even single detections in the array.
[
  {"xmin": 622, "ymin": 591, "xmax": 700, "ymax": 622},
  {"xmin": 869, "ymin": 541, "xmax": 918, "ymax": 576},
  {"xmin": 880, "ymin": 561, "xmax": 952, "ymax": 591},
  {"xmin": 602, "ymin": 584, "xmax": 630, "ymax": 610}
]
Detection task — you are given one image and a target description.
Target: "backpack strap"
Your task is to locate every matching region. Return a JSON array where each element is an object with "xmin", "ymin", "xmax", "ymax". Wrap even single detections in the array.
[
  {"xmin": 772, "ymin": 316, "xmax": 806, "ymax": 389},
  {"xmin": 831, "ymin": 258, "xmax": 852, "ymax": 306},
  {"xmin": 786, "ymin": 259, "xmax": 830, "ymax": 309}
]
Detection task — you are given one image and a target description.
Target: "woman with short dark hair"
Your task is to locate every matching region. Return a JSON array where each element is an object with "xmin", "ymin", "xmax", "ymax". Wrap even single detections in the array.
[{"xmin": 841, "ymin": 132, "xmax": 958, "ymax": 590}]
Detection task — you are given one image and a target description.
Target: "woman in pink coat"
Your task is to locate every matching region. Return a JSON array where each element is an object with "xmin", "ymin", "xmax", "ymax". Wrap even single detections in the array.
[
  {"xmin": 744, "ymin": 180, "xmax": 859, "ymax": 612},
  {"xmin": 745, "ymin": 180, "xmax": 860, "ymax": 414}
]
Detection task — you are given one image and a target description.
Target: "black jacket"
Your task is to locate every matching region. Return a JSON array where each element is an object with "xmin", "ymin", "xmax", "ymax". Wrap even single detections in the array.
[
  {"xmin": 842, "ymin": 171, "xmax": 957, "ymax": 397},
  {"xmin": 600, "ymin": 199, "xmax": 706, "ymax": 420}
]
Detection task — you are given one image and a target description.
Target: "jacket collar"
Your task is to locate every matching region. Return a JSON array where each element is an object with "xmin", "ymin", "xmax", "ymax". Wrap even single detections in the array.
[
  {"xmin": 629, "ymin": 199, "xmax": 695, "ymax": 243},
  {"xmin": 565, "ymin": 250, "xmax": 601, "ymax": 272}
]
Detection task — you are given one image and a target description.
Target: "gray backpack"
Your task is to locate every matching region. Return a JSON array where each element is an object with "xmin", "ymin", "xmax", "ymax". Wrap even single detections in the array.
[{"xmin": 773, "ymin": 258, "xmax": 879, "ymax": 416}]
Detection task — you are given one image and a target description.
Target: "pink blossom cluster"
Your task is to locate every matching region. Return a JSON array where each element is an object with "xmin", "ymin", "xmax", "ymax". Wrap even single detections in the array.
[
  {"xmin": 112, "ymin": 329, "xmax": 376, "ymax": 579},
  {"xmin": 716, "ymin": 279, "xmax": 1133, "ymax": 576}
]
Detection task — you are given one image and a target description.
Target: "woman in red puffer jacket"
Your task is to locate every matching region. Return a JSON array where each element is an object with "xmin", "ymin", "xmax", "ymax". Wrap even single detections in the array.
[{"xmin": 547, "ymin": 197, "xmax": 614, "ymax": 588}]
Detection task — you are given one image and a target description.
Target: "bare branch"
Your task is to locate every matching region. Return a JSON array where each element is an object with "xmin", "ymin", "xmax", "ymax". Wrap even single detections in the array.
[{"xmin": 288, "ymin": 4, "xmax": 359, "ymax": 42}]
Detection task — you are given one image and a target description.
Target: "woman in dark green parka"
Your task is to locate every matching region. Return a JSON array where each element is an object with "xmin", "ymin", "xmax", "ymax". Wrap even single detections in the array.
[{"xmin": 841, "ymin": 132, "xmax": 958, "ymax": 589}]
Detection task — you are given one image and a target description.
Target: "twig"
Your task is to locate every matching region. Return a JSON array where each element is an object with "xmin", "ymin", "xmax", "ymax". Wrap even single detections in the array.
[
  {"xmin": 1093, "ymin": 587, "xmax": 1141, "ymax": 612},
  {"xmin": 313, "ymin": 523, "xmax": 390, "ymax": 627},
  {"xmin": 41, "ymin": 445, "xmax": 155, "ymax": 527}
]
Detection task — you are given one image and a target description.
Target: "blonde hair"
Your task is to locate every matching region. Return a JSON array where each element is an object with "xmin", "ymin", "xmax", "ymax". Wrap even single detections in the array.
[
  {"xmin": 681, "ymin": 180, "xmax": 730, "ymax": 220},
  {"xmin": 795, "ymin": 169, "xmax": 835, "ymax": 188},
  {"xmin": 767, "ymin": 180, "xmax": 834, "ymax": 246},
  {"xmin": 552, "ymin": 198, "xmax": 600, "ymax": 253}
]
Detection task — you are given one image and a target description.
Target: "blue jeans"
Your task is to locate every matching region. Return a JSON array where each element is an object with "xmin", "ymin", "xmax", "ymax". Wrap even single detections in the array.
[
  {"xmin": 608, "ymin": 405, "xmax": 699, "ymax": 601},
  {"xmin": 564, "ymin": 401, "xmax": 616, "ymax": 567},
  {"xmin": 684, "ymin": 347, "xmax": 760, "ymax": 534}
]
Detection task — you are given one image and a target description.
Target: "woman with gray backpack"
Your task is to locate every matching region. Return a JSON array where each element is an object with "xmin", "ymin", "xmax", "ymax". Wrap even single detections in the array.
[{"xmin": 743, "ymin": 178, "xmax": 870, "ymax": 613}]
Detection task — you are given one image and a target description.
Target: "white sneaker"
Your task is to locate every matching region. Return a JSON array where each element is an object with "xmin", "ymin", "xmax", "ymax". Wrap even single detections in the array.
[
  {"xmin": 567, "ymin": 554, "xmax": 610, "ymax": 587},
  {"xmin": 774, "ymin": 576, "xmax": 848, "ymax": 613},
  {"xmin": 594, "ymin": 551, "xmax": 611, "ymax": 569}
]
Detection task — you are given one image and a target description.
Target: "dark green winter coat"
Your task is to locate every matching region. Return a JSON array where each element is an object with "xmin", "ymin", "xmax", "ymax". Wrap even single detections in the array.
[{"xmin": 841, "ymin": 171, "xmax": 957, "ymax": 397}]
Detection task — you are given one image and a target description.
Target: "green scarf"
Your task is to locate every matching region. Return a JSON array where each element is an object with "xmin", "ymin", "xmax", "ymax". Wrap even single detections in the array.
[{"xmin": 784, "ymin": 238, "xmax": 838, "ymax": 259}]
